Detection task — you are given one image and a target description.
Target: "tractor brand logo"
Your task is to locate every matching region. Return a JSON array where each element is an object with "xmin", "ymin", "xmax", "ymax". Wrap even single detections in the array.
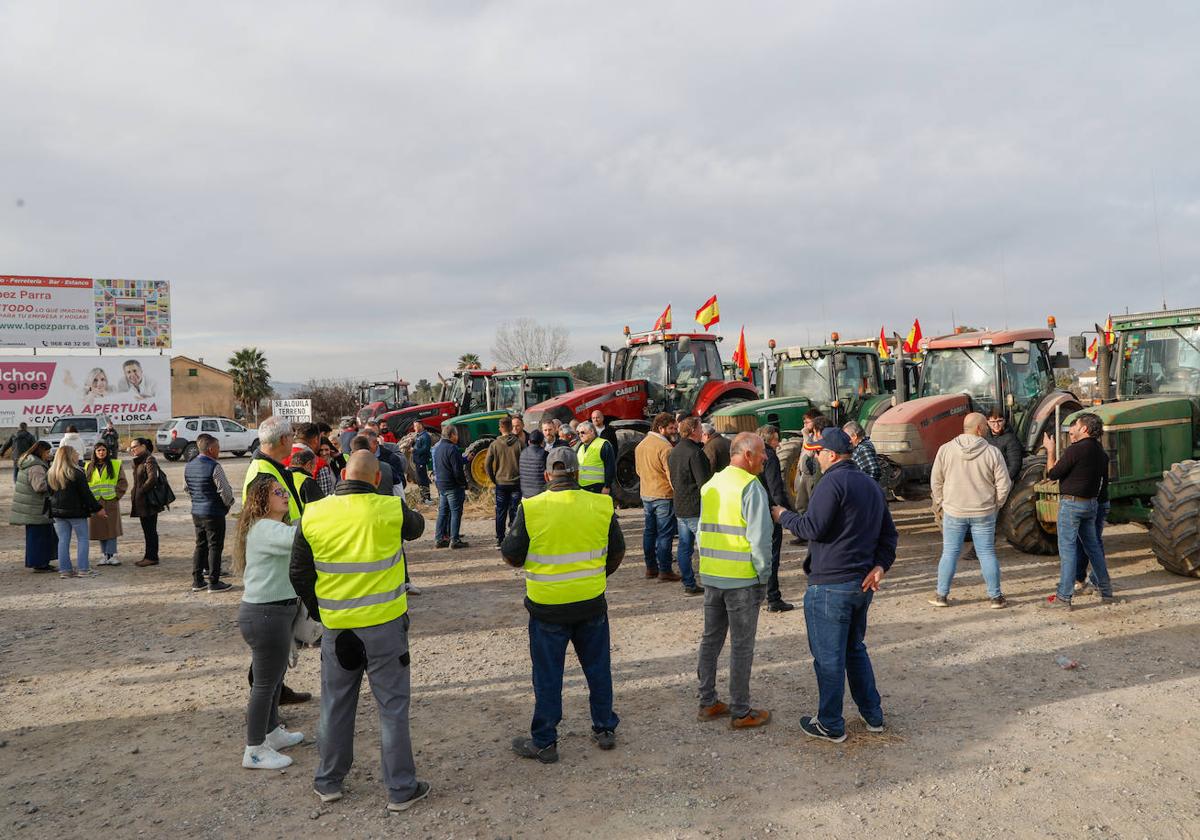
[{"xmin": 612, "ymin": 385, "xmax": 640, "ymax": 398}]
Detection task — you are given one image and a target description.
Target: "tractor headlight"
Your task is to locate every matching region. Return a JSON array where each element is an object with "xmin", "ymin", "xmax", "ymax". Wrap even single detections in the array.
[{"xmin": 875, "ymin": 440, "xmax": 912, "ymax": 453}]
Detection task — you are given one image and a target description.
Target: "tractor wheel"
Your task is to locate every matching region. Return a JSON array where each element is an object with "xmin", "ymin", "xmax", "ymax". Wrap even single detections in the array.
[
  {"xmin": 611, "ymin": 429, "xmax": 645, "ymax": 509},
  {"xmin": 1149, "ymin": 460, "xmax": 1200, "ymax": 577},
  {"xmin": 1000, "ymin": 455, "xmax": 1058, "ymax": 556},
  {"xmin": 776, "ymin": 438, "xmax": 806, "ymax": 509},
  {"xmin": 463, "ymin": 438, "xmax": 495, "ymax": 497},
  {"xmin": 877, "ymin": 455, "xmax": 905, "ymax": 499}
]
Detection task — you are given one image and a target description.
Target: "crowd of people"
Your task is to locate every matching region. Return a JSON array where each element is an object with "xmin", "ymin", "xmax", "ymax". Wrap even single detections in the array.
[{"xmin": 2, "ymin": 401, "xmax": 1118, "ymax": 812}]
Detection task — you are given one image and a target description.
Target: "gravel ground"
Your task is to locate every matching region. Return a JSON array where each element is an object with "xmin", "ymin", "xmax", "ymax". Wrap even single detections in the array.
[{"xmin": 2, "ymin": 457, "xmax": 1199, "ymax": 840}]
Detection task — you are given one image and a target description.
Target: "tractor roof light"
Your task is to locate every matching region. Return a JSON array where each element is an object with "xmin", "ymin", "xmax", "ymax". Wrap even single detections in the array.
[
  {"xmin": 623, "ymin": 325, "xmax": 631, "ymax": 336},
  {"xmin": 954, "ymin": 326, "xmax": 966, "ymax": 334},
  {"xmin": 831, "ymin": 399, "xmax": 841, "ymax": 408},
  {"xmin": 768, "ymin": 339, "xmax": 776, "ymax": 350},
  {"xmin": 831, "ymin": 331, "xmax": 840, "ymax": 343},
  {"xmin": 1047, "ymin": 315, "xmax": 1057, "ymax": 329}
]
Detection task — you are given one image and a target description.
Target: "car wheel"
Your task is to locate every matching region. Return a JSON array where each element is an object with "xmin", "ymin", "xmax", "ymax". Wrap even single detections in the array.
[{"xmin": 182, "ymin": 442, "xmax": 200, "ymax": 462}]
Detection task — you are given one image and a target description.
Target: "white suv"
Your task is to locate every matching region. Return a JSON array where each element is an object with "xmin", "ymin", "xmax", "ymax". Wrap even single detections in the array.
[{"xmin": 157, "ymin": 416, "xmax": 259, "ymax": 461}]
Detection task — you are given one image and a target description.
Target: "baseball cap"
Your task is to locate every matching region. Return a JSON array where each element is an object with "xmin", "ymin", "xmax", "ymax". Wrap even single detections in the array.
[
  {"xmin": 809, "ymin": 428, "xmax": 854, "ymax": 454},
  {"xmin": 546, "ymin": 446, "xmax": 579, "ymax": 475}
]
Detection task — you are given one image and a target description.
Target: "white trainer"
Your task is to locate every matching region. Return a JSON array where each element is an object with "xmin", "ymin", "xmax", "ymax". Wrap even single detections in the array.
[
  {"xmin": 265, "ymin": 725, "xmax": 305, "ymax": 751},
  {"xmin": 242, "ymin": 744, "xmax": 292, "ymax": 769}
]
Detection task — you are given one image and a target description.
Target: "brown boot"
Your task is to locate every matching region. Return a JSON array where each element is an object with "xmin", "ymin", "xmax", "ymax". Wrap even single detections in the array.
[
  {"xmin": 658, "ymin": 571, "xmax": 682, "ymax": 583},
  {"xmin": 731, "ymin": 709, "xmax": 771, "ymax": 729},
  {"xmin": 135, "ymin": 559, "xmax": 159, "ymax": 567},
  {"xmin": 644, "ymin": 568, "xmax": 659, "ymax": 579},
  {"xmin": 697, "ymin": 702, "xmax": 730, "ymax": 721}
]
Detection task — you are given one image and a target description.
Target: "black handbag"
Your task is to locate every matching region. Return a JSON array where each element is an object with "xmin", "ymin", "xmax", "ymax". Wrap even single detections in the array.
[{"xmin": 146, "ymin": 462, "xmax": 177, "ymax": 512}]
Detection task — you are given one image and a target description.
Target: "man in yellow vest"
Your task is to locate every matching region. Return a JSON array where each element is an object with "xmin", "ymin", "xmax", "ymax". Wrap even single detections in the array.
[
  {"xmin": 575, "ymin": 421, "xmax": 615, "ymax": 495},
  {"xmin": 501, "ymin": 446, "xmax": 625, "ymax": 764},
  {"xmin": 243, "ymin": 416, "xmax": 322, "ymax": 518},
  {"xmin": 696, "ymin": 432, "xmax": 774, "ymax": 729},
  {"xmin": 290, "ymin": 451, "xmax": 430, "ymax": 812}
]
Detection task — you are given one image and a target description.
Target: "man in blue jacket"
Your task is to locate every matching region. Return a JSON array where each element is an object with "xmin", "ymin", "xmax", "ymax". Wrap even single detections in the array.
[
  {"xmin": 412, "ymin": 426, "xmax": 433, "ymax": 504},
  {"xmin": 773, "ymin": 427, "xmax": 897, "ymax": 743},
  {"xmin": 433, "ymin": 424, "xmax": 469, "ymax": 548}
]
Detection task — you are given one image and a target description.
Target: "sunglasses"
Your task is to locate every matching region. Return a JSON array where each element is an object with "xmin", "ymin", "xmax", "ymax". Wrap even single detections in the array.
[{"xmin": 271, "ymin": 488, "xmax": 290, "ymax": 499}]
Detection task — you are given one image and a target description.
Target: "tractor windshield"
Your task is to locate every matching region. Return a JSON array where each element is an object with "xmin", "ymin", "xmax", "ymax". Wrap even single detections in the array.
[
  {"xmin": 776, "ymin": 359, "xmax": 831, "ymax": 404},
  {"xmin": 447, "ymin": 374, "xmax": 491, "ymax": 412},
  {"xmin": 921, "ymin": 347, "xmax": 997, "ymax": 409},
  {"xmin": 626, "ymin": 345, "xmax": 667, "ymax": 384},
  {"xmin": 494, "ymin": 377, "xmax": 523, "ymax": 412},
  {"xmin": 1119, "ymin": 325, "xmax": 1200, "ymax": 397}
]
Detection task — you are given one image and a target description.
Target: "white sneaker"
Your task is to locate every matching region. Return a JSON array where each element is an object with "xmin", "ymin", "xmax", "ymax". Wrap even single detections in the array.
[
  {"xmin": 264, "ymin": 725, "xmax": 305, "ymax": 751},
  {"xmin": 406, "ymin": 584, "xmax": 422, "ymax": 596},
  {"xmin": 242, "ymin": 744, "xmax": 292, "ymax": 769}
]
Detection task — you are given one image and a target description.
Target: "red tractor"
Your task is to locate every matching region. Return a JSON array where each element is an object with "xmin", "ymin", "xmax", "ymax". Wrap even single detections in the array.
[
  {"xmin": 356, "ymin": 380, "xmax": 411, "ymax": 425},
  {"xmin": 524, "ymin": 328, "xmax": 759, "ymax": 506},
  {"xmin": 375, "ymin": 368, "xmax": 494, "ymax": 439}
]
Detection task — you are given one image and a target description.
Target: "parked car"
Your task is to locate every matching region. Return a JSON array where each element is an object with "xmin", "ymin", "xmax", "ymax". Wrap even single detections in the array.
[
  {"xmin": 44, "ymin": 416, "xmax": 111, "ymax": 459},
  {"xmin": 157, "ymin": 416, "xmax": 259, "ymax": 461}
]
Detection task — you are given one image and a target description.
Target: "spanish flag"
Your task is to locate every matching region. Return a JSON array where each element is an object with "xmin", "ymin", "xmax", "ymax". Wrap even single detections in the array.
[
  {"xmin": 902, "ymin": 318, "xmax": 923, "ymax": 354},
  {"xmin": 653, "ymin": 304, "xmax": 672, "ymax": 331},
  {"xmin": 877, "ymin": 326, "xmax": 891, "ymax": 360},
  {"xmin": 1104, "ymin": 315, "xmax": 1114, "ymax": 346},
  {"xmin": 732, "ymin": 326, "xmax": 751, "ymax": 379},
  {"xmin": 1086, "ymin": 337, "xmax": 1099, "ymax": 362},
  {"xmin": 695, "ymin": 295, "xmax": 720, "ymax": 331}
]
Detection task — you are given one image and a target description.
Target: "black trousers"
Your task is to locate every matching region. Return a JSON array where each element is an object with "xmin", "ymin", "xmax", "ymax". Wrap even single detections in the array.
[
  {"xmin": 139, "ymin": 514, "xmax": 159, "ymax": 561},
  {"xmin": 191, "ymin": 515, "xmax": 226, "ymax": 585},
  {"xmin": 767, "ymin": 523, "xmax": 785, "ymax": 604}
]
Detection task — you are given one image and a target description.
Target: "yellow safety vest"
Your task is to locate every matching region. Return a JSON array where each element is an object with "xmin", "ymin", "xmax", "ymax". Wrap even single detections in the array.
[
  {"xmin": 577, "ymin": 438, "xmax": 607, "ymax": 487},
  {"xmin": 522, "ymin": 489, "xmax": 612, "ymax": 605},
  {"xmin": 698, "ymin": 466, "xmax": 759, "ymax": 583},
  {"xmin": 301, "ymin": 493, "xmax": 409, "ymax": 630},
  {"xmin": 86, "ymin": 460, "xmax": 122, "ymax": 501},
  {"xmin": 244, "ymin": 457, "xmax": 301, "ymax": 520}
]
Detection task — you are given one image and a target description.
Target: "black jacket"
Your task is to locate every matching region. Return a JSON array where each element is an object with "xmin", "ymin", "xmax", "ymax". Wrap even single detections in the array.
[
  {"xmin": 703, "ymin": 434, "xmax": 731, "ymax": 473},
  {"xmin": 986, "ymin": 428, "xmax": 1023, "ymax": 480},
  {"xmin": 667, "ymin": 437, "xmax": 712, "ymax": 519},
  {"xmin": 597, "ymin": 424, "xmax": 619, "ymax": 455},
  {"xmin": 50, "ymin": 467, "xmax": 104, "ymax": 520},
  {"xmin": 289, "ymin": 479, "xmax": 425, "ymax": 624},
  {"xmin": 433, "ymin": 439, "xmax": 467, "ymax": 491},
  {"xmin": 758, "ymin": 446, "xmax": 792, "ymax": 511},
  {"xmin": 501, "ymin": 478, "xmax": 625, "ymax": 624}
]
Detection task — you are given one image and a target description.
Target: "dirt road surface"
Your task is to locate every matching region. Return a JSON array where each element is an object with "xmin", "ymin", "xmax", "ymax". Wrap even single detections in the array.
[{"xmin": 3, "ymin": 457, "xmax": 1199, "ymax": 839}]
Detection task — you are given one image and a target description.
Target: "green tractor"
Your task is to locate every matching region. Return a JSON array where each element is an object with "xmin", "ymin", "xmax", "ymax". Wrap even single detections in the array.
[
  {"xmin": 456, "ymin": 368, "xmax": 574, "ymax": 495},
  {"xmin": 1033, "ymin": 307, "xmax": 1200, "ymax": 575},
  {"xmin": 710, "ymin": 338, "xmax": 916, "ymax": 501},
  {"xmin": 722, "ymin": 359, "xmax": 764, "ymax": 393}
]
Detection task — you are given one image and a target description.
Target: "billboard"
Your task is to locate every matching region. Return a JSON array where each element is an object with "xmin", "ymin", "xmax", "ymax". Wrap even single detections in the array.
[
  {"xmin": 0, "ymin": 355, "xmax": 172, "ymax": 426},
  {"xmin": 271, "ymin": 399, "xmax": 312, "ymax": 423},
  {"xmin": 0, "ymin": 276, "xmax": 95, "ymax": 348},
  {"xmin": 94, "ymin": 279, "xmax": 172, "ymax": 348},
  {"xmin": 0, "ymin": 276, "xmax": 171, "ymax": 349}
]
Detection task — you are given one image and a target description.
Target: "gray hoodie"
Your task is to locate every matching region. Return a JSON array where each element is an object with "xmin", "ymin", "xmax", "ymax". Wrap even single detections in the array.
[{"xmin": 930, "ymin": 433, "xmax": 1013, "ymax": 519}]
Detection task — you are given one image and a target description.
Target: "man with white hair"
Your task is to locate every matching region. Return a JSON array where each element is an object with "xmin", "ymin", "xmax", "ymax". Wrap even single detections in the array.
[
  {"xmin": 575, "ymin": 421, "xmax": 615, "ymax": 495},
  {"xmin": 243, "ymin": 416, "xmax": 303, "ymax": 521},
  {"xmin": 843, "ymin": 421, "xmax": 881, "ymax": 483}
]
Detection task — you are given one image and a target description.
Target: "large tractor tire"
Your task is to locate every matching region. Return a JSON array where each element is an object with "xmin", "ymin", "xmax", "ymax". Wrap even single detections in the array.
[
  {"xmin": 1001, "ymin": 455, "xmax": 1058, "ymax": 556},
  {"xmin": 1149, "ymin": 460, "xmax": 1200, "ymax": 577},
  {"xmin": 777, "ymin": 438, "xmax": 806, "ymax": 509},
  {"xmin": 463, "ymin": 437, "xmax": 495, "ymax": 497},
  {"xmin": 611, "ymin": 429, "xmax": 646, "ymax": 509}
]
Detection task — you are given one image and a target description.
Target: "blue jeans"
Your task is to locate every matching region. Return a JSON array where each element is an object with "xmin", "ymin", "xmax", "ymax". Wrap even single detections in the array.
[
  {"xmin": 642, "ymin": 499, "xmax": 676, "ymax": 573},
  {"xmin": 54, "ymin": 517, "xmax": 90, "ymax": 573},
  {"xmin": 528, "ymin": 614, "xmax": 619, "ymax": 748},
  {"xmin": 804, "ymin": 581, "xmax": 882, "ymax": 736},
  {"xmin": 1056, "ymin": 498, "xmax": 1111, "ymax": 599},
  {"xmin": 676, "ymin": 516, "xmax": 699, "ymax": 588},
  {"xmin": 436, "ymin": 487, "xmax": 464, "ymax": 542},
  {"xmin": 494, "ymin": 484, "xmax": 521, "ymax": 541},
  {"xmin": 98, "ymin": 537, "xmax": 117, "ymax": 556},
  {"xmin": 936, "ymin": 513, "xmax": 1002, "ymax": 598},
  {"xmin": 1075, "ymin": 500, "xmax": 1109, "ymax": 583}
]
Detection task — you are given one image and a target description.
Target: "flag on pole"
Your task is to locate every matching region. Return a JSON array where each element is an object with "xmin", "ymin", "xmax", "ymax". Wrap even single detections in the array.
[
  {"xmin": 653, "ymin": 304, "xmax": 672, "ymax": 331},
  {"xmin": 1086, "ymin": 337, "xmax": 1099, "ymax": 362},
  {"xmin": 695, "ymin": 295, "xmax": 720, "ymax": 331},
  {"xmin": 732, "ymin": 326, "xmax": 751, "ymax": 379},
  {"xmin": 1104, "ymin": 315, "xmax": 1114, "ymax": 346},
  {"xmin": 877, "ymin": 326, "xmax": 891, "ymax": 360},
  {"xmin": 903, "ymin": 318, "xmax": 923, "ymax": 354}
]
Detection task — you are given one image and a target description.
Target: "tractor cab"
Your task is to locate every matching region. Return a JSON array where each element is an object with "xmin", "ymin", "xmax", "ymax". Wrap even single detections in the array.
[
  {"xmin": 356, "ymin": 379, "xmax": 411, "ymax": 424},
  {"xmin": 440, "ymin": 369, "xmax": 494, "ymax": 415},
  {"xmin": 723, "ymin": 360, "xmax": 764, "ymax": 393},
  {"xmin": 605, "ymin": 331, "xmax": 727, "ymax": 416},
  {"xmin": 493, "ymin": 368, "xmax": 574, "ymax": 414}
]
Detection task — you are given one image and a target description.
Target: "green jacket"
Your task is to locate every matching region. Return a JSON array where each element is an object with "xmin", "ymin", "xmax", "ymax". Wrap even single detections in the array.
[{"xmin": 11, "ymin": 452, "xmax": 51, "ymax": 525}]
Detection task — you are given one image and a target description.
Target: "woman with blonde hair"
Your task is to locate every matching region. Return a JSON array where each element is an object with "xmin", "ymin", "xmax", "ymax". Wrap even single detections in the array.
[
  {"xmin": 86, "ymin": 441, "xmax": 127, "ymax": 564},
  {"xmin": 233, "ymin": 474, "xmax": 305, "ymax": 770},
  {"xmin": 47, "ymin": 445, "xmax": 104, "ymax": 578}
]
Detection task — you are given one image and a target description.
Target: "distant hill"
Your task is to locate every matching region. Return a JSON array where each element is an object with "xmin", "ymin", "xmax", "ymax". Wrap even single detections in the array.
[{"xmin": 271, "ymin": 381, "xmax": 305, "ymax": 398}]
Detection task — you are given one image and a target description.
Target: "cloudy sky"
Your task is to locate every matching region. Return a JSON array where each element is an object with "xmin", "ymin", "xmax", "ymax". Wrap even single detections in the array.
[{"xmin": 2, "ymin": 2, "xmax": 1197, "ymax": 385}]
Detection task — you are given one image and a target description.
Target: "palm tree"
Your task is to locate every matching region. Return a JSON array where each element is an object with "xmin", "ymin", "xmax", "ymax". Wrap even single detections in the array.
[
  {"xmin": 457, "ymin": 353, "xmax": 481, "ymax": 369},
  {"xmin": 228, "ymin": 347, "xmax": 272, "ymax": 423}
]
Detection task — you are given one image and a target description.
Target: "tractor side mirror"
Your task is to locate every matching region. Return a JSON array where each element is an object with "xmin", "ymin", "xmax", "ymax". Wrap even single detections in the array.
[
  {"xmin": 1067, "ymin": 336, "xmax": 1087, "ymax": 359},
  {"xmin": 1009, "ymin": 350, "xmax": 1030, "ymax": 365},
  {"xmin": 833, "ymin": 354, "xmax": 848, "ymax": 372},
  {"xmin": 676, "ymin": 336, "xmax": 691, "ymax": 355},
  {"xmin": 1050, "ymin": 353, "xmax": 1071, "ymax": 369},
  {"xmin": 1006, "ymin": 393, "xmax": 1016, "ymax": 408}
]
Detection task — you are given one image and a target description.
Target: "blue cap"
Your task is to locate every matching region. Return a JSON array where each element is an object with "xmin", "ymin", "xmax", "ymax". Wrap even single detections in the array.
[{"xmin": 815, "ymin": 427, "xmax": 854, "ymax": 454}]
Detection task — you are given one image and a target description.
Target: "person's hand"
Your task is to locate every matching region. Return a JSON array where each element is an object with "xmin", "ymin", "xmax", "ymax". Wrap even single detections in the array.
[
  {"xmin": 862, "ymin": 565, "xmax": 885, "ymax": 592},
  {"xmin": 601, "ymin": 487, "xmax": 610, "ymax": 495},
  {"xmin": 97, "ymin": 509, "xmax": 108, "ymax": 518},
  {"xmin": 1042, "ymin": 432, "xmax": 1055, "ymax": 452},
  {"xmin": 771, "ymin": 505, "xmax": 785, "ymax": 523}
]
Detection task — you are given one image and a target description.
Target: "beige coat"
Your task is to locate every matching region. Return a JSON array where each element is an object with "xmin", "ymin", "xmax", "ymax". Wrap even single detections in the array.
[
  {"xmin": 931, "ymin": 434, "xmax": 1013, "ymax": 519},
  {"xmin": 635, "ymin": 432, "xmax": 674, "ymax": 500},
  {"xmin": 87, "ymin": 460, "xmax": 128, "ymax": 541}
]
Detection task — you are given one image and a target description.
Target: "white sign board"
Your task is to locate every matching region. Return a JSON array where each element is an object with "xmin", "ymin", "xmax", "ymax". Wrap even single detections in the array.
[
  {"xmin": 271, "ymin": 399, "xmax": 312, "ymax": 423},
  {"xmin": 0, "ymin": 276, "xmax": 95, "ymax": 348},
  {"xmin": 0, "ymin": 355, "xmax": 172, "ymax": 426}
]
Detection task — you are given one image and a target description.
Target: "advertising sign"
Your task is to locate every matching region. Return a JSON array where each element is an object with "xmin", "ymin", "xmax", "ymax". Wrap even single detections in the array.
[
  {"xmin": 95, "ymin": 279, "xmax": 172, "ymax": 348},
  {"xmin": 271, "ymin": 399, "xmax": 312, "ymax": 423},
  {"xmin": 0, "ymin": 355, "xmax": 172, "ymax": 426},
  {"xmin": 0, "ymin": 276, "xmax": 95, "ymax": 348}
]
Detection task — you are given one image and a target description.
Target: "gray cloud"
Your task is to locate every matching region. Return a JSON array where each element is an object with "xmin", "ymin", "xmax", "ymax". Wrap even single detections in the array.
[{"xmin": 1, "ymin": 1, "xmax": 1197, "ymax": 383}]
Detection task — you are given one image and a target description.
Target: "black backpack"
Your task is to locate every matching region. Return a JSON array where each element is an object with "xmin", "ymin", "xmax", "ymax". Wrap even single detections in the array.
[{"xmin": 146, "ymin": 461, "xmax": 177, "ymax": 512}]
